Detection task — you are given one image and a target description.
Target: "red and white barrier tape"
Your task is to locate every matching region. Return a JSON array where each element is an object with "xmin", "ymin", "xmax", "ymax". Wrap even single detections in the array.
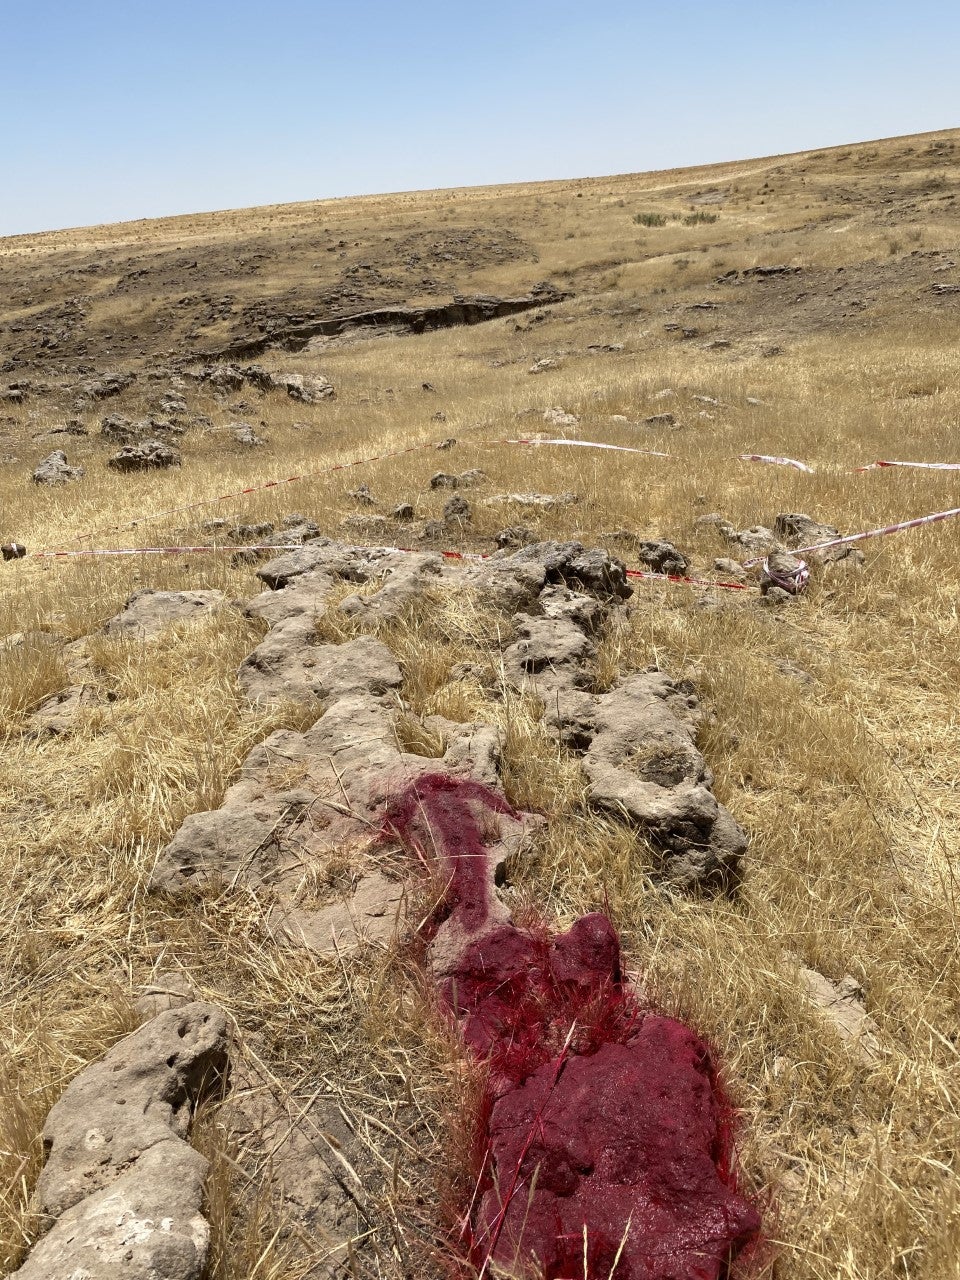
[
  {"xmin": 856, "ymin": 459, "xmax": 960, "ymax": 472},
  {"xmin": 743, "ymin": 502, "xmax": 960, "ymax": 566},
  {"xmin": 18, "ymin": 539, "xmax": 756, "ymax": 593},
  {"xmin": 737, "ymin": 453, "xmax": 815, "ymax": 473},
  {"xmin": 509, "ymin": 437, "xmax": 674, "ymax": 458}
]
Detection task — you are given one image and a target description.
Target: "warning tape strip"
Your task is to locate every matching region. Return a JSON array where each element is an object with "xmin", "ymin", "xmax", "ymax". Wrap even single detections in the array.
[
  {"xmin": 42, "ymin": 434, "xmax": 960, "ymax": 555},
  {"xmin": 742, "ymin": 502, "xmax": 960, "ymax": 566},
  {"xmin": 737, "ymin": 453, "xmax": 815, "ymax": 473},
  {"xmin": 856, "ymin": 460, "xmax": 960, "ymax": 472}
]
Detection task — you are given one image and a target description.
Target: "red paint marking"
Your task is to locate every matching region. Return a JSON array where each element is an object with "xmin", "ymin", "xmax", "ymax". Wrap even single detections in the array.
[{"xmin": 383, "ymin": 774, "xmax": 761, "ymax": 1278}]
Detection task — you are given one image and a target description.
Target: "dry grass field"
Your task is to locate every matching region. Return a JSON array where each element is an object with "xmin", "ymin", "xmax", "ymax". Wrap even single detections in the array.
[{"xmin": 2, "ymin": 128, "xmax": 960, "ymax": 1279}]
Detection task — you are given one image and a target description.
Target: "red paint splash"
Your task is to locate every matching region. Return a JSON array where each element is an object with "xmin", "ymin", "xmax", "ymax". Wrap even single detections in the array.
[{"xmin": 383, "ymin": 774, "xmax": 761, "ymax": 1279}]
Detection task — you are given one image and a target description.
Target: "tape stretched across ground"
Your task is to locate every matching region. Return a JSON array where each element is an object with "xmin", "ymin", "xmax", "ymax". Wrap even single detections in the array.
[{"xmin": 46, "ymin": 433, "xmax": 960, "ymax": 556}]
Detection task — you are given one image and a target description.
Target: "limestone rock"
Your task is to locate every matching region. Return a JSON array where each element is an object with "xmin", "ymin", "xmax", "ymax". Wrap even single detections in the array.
[
  {"xmin": 485, "ymin": 491, "xmax": 580, "ymax": 509},
  {"xmin": 12, "ymin": 1142, "xmax": 211, "ymax": 1280},
  {"xmin": 33, "ymin": 450, "xmax": 84, "ymax": 484},
  {"xmin": 105, "ymin": 589, "xmax": 226, "ymax": 639},
  {"xmin": 107, "ymin": 439, "xmax": 181, "ymax": 471},
  {"xmin": 34, "ymin": 1002, "xmax": 228, "ymax": 1220},
  {"xmin": 443, "ymin": 493, "xmax": 471, "ymax": 520}
]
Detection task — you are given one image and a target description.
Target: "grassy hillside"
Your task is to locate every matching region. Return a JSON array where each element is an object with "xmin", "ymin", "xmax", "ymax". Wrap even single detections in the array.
[{"xmin": 2, "ymin": 128, "xmax": 960, "ymax": 1278}]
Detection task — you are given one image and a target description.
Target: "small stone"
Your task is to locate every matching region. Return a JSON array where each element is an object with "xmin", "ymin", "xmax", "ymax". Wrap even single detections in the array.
[
  {"xmin": 444, "ymin": 494, "xmax": 471, "ymax": 521},
  {"xmin": 393, "ymin": 503, "xmax": 415, "ymax": 521},
  {"xmin": 636, "ymin": 540, "xmax": 689, "ymax": 576},
  {"xmin": 430, "ymin": 471, "xmax": 459, "ymax": 489},
  {"xmin": 348, "ymin": 483, "xmax": 376, "ymax": 505},
  {"xmin": 2, "ymin": 542, "xmax": 27, "ymax": 560},
  {"xmin": 528, "ymin": 357, "xmax": 560, "ymax": 374},
  {"xmin": 435, "ymin": 437, "xmax": 457, "ymax": 449}
]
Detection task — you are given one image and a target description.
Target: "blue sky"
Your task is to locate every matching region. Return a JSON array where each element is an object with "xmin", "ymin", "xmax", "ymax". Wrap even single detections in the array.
[{"xmin": 2, "ymin": 0, "xmax": 958, "ymax": 236}]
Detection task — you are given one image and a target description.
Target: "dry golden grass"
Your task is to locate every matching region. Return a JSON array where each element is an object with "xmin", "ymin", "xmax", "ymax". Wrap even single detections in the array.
[{"xmin": 2, "ymin": 128, "xmax": 960, "ymax": 1277}]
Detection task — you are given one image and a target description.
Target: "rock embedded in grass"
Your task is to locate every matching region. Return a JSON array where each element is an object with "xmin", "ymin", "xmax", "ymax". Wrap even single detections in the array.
[
  {"xmin": 32, "ymin": 449, "xmax": 84, "ymax": 484},
  {"xmin": 11, "ymin": 1003, "xmax": 228, "ymax": 1280},
  {"xmin": 107, "ymin": 437, "xmax": 181, "ymax": 471}
]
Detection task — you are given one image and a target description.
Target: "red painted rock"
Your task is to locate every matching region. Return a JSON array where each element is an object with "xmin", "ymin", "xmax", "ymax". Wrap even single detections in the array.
[{"xmin": 385, "ymin": 770, "xmax": 760, "ymax": 1278}]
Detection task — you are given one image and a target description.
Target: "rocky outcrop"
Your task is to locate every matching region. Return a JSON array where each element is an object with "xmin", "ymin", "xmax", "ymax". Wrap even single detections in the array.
[
  {"xmin": 107, "ymin": 438, "xmax": 182, "ymax": 471},
  {"xmin": 32, "ymin": 449, "xmax": 84, "ymax": 484},
  {"xmin": 219, "ymin": 285, "xmax": 571, "ymax": 358},
  {"xmin": 11, "ymin": 1003, "xmax": 229, "ymax": 1280}
]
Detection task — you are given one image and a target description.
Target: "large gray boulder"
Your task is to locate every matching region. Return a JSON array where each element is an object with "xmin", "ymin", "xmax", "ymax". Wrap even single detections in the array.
[{"xmin": 33, "ymin": 450, "xmax": 84, "ymax": 485}]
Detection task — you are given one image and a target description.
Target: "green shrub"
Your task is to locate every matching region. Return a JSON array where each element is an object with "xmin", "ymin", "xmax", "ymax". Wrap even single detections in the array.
[
  {"xmin": 632, "ymin": 212, "xmax": 666, "ymax": 227},
  {"xmin": 683, "ymin": 211, "xmax": 719, "ymax": 225}
]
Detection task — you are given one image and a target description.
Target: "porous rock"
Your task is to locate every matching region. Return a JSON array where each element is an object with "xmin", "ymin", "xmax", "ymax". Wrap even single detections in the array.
[
  {"xmin": 105, "ymin": 589, "xmax": 226, "ymax": 639},
  {"xmin": 443, "ymin": 493, "xmax": 471, "ymax": 520},
  {"xmin": 485, "ymin": 490, "xmax": 580, "ymax": 509},
  {"xmin": 12, "ymin": 1003, "xmax": 228, "ymax": 1280},
  {"xmin": 636, "ymin": 539, "xmax": 689, "ymax": 575},
  {"xmin": 107, "ymin": 439, "xmax": 181, "ymax": 471},
  {"xmin": 774, "ymin": 511, "xmax": 865, "ymax": 566},
  {"xmin": 32, "ymin": 450, "xmax": 84, "ymax": 485}
]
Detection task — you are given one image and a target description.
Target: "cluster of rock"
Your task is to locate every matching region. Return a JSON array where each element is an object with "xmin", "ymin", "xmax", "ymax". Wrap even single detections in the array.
[
  {"xmin": 150, "ymin": 538, "xmax": 748, "ymax": 922},
  {"xmin": 188, "ymin": 362, "xmax": 334, "ymax": 403}
]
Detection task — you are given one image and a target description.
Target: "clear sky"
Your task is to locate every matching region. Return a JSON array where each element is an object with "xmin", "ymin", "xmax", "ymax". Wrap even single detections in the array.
[{"xmin": 2, "ymin": 0, "xmax": 958, "ymax": 237}]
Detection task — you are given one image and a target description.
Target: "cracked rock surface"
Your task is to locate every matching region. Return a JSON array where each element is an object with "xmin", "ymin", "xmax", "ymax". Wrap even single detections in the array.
[{"xmin": 12, "ymin": 1003, "xmax": 229, "ymax": 1280}]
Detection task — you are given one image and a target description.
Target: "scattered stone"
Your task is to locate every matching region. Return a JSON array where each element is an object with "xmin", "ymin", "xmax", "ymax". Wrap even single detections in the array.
[
  {"xmin": 790, "ymin": 959, "xmax": 882, "ymax": 1063},
  {"xmin": 430, "ymin": 471, "xmax": 459, "ymax": 489},
  {"xmin": 485, "ymin": 491, "xmax": 580, "ymax": 509},
  {"xmin": 759, "ymin": 585, "xmax": 793, "ymax": 607},
  {"xmin": 231, "ymin": 421, "xmax": 265, "ymax": 446},
  {"xmin": 714, "ymin": 557, "xmax": 746, "ymax": 581},
  {"xmin": 542, "ymin": 407, "xmax": 580, "ymax": 428},
  {"xmin": 432, "ymin": 410, "xmax": 448, "ymax": 422},
  {"xmin": 158, "ymin": 392, "xmax": 188, "ymax": 416},
  {"xmin": 692, "ymin": 394, "xmax": 721, "ymax": 406},
  {"xmin": 636, "ymin": 540, "xmax": 689, "ymax": 576},
  {"xmin": 435, "ymin": 437, "xmax": 457, "ymax": 449},
  {"xmin": 459, "ymin": 468, "xmax": 487, "ymax": 487},
  {"xmin": 348, "ymin": 483, "xmax": 376, "ymax": 505},
  {"xmin": 107, "ymin": 439, "xmax": 181, "ymax": 471},
  {"xmin": 495, "ymin": 526, "xmax": 535, "ymax": 549},
  {"xmin": 135, "ymin": 971, "xmax": 199, "ymax": 1018},
  {"xmin": 12, "ymin": 1004, "xmax": 228, "ymax": 1280},
  {"xmin": 393, "ymin": 502, "xmax": 415, "ymax": 521},
  {"xmin": 230, "ymin": 521, "xmax": 275, "ymax": 542},
  {"xmin": 728, "ymin": 525, "xmax": 781, "ymax": 554},
  {"xmin": 46, "ymin": 419, "xmax": 87, "ymax": 437},
  {"xmin": 418, "ymin": 519, "xmax": 447, "ymax": 541},
  {"xmin": 443, "ymin": 494, "xmax": 471, "ymax": 521},
  {"xmin": 74, "ymin": 371, "xmax": 136, "ymax": 407},
  {"xmin": 26, "ymin": 684, "xmax": 103, "ymax": 737},
  {"xmin": 644, "ymin": 412, "xmax": 677, "ymax": 427},
  {"xmin": 105, "ymin": 589, "xmax": 226, "ymax": 639},
  {"xmin": 2, "ymin": 542, "xmax": 27, "ymax": 560},
  {"xmin": 271, "ymin": 372, "xmax": 335, "ymax": 403},
  {"xmin": 650, "ymin": 388, "xmax": 676, "ymax": 401},
  {"xmin": 761, "ymin": 552, "xmax": 807, "ymax": 596},
  {"xmin": 528, "ymin": 357, "xmax": 560, "ymax": 374},
  {"xmin": 773, "ymin": 511, "xmax": 865, "ymax": 567},
  {"xmin": 33, "ymin": 450, "xmax": 85, "ymax": 485}
]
